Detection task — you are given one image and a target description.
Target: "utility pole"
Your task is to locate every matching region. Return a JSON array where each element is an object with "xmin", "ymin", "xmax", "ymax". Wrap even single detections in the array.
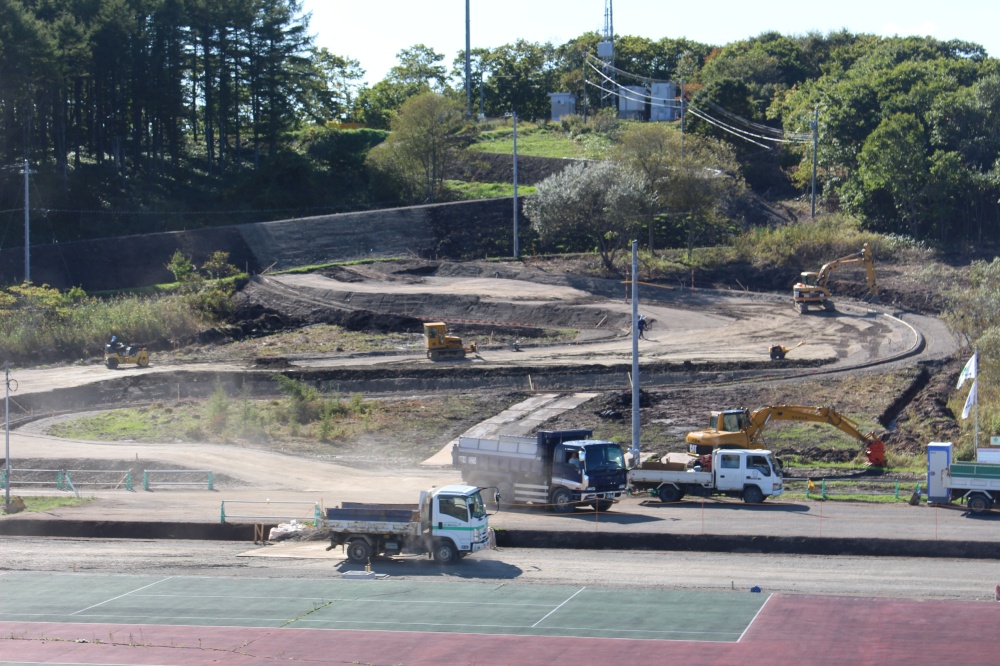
[
  {"xmin": 21, "ymin": 159, "xmax": 30, "ymax": 283},
  {"xmin": 629, "ymin": 240, "xmax": 640, "ymax": 464},
  {"xmin": 5, "ymin": 363, "xmax": 11, "ymax": 512},
  {"xmin": 465, "ymin": 0, "xmax": 472, "ymax": 119},
  {"xmin": 512, "ymin": 111, "xmax": 519, "ymax": 258},
  {"xmin": 681, "ymin": 79, "xmax": 687, "ymax": 142},
  {"xmin": 811, "ymin": 108, "xmax": 819, "ymax": 219}
]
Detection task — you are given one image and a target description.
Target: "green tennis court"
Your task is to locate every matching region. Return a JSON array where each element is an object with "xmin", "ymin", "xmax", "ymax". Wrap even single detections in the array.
[{"xmin": 0, "ymin": 572, "xmax": 767, "ymax": 642}]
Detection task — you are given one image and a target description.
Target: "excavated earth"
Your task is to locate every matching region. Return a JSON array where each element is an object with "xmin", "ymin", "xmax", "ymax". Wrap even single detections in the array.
[{"xmin": 0, "ymin": 257, "xmax": 972, "ymax": 558}]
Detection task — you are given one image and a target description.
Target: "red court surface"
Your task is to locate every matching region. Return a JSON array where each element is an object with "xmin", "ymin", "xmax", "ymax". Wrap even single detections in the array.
[{"xmin": 3, "ymin": 577, "xmax": 1000, "ymax": 665}]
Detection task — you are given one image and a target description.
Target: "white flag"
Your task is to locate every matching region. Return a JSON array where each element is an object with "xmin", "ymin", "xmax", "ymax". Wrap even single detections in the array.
[
  {"xmin": 957, "ymin": 352, "xmax": 978, "ymax": 389},
  {"xmin": 962, "ymin": 379, "xmax": 978, "ymax": 420}
]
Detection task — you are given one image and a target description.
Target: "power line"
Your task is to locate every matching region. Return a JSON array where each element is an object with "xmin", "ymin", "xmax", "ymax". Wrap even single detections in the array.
[{"xmin": 585, "ymin": 59, "xmax": 813, "ymax": 146}]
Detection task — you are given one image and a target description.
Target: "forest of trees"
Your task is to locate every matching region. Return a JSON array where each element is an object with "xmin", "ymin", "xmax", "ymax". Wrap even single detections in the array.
[{"xmin": 1, "ymin": 1, "xmax": 999, "ymax": 251}]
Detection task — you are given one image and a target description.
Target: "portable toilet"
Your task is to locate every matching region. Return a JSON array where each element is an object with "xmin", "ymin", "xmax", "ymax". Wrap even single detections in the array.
[{"xmin": 926, "ymin": 442, "xmax": 952, "ymax": 504}]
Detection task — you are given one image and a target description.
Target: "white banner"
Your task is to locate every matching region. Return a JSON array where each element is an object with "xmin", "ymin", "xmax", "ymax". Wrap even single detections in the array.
[
  {"xmin": 957, "ymin": 351, "xmax": 978, "ymax": 389},
  {"xmin": 962, "ymin": 379, "xmax": 978, "ymax": 420}
]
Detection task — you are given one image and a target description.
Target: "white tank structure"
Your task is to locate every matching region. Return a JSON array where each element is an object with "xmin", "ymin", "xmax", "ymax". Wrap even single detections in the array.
[
  {"xmin": 650, "ymin": 82, "xmax": 679, "ymax": 121},
  {"xmin": 618, "ymin": 85, "xmax": 646, "ymax": 120}
]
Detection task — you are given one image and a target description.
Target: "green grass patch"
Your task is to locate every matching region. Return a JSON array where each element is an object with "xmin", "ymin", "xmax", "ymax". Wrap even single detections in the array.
[
  {"xmin": 46, "ymin": 387, "xmax": 525, "ymax": 464},
  {"xmin": 2, "ymin": 496, "xmax": 91, "ymax": 515},
  {"xmin": 471, "ymin": 127, "xmax": 609, "ymax": 159},
  {"xmin": 781, "ymin": 491, "xmax": 919, "ymax": 504},
  {"xmin": 444, "ymin": 180, "xmax": 537, "ymax": 199}
]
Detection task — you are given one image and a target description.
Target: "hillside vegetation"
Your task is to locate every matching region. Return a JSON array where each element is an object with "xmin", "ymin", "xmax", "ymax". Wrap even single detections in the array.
[{"xmin": 0, "ymin": 5, "xmax": 995, "ymax": 254}]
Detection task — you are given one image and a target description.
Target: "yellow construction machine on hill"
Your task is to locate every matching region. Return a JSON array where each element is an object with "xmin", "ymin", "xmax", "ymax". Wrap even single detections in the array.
[
  {"xmin": 685, "ymin": 404, "xmax": 886, "ymax": 467},
  {"xmin": 793, "ymin": 243, "xmax": 878, "ymax": 313},
  {"xmin": 424, "ymin": 322, "xmax": 477, "ymax": 361}
]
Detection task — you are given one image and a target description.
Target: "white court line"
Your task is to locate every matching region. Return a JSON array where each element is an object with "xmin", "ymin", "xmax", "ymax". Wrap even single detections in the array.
[
  {"xmin": 137, "ymin": 594, "xmax": 551, "ymax": 607},
  {"xmin": 531, "ymin": 587, "xmax": 586, "ymax": 628},
  {"xmin": 737, "ymin": 592, "xmax": 772, "ymax": 642},
  {"xmin": 69, "ymin": 577, "xmax": 174, "ymax": 616}
]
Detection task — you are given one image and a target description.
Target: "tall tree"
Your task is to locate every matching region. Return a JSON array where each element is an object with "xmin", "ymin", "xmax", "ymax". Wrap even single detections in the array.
[
  {"xmin": 615, "ymin": 123, "xmax": 746, "ymax": 256},
  {"xmin": 364, "ymin": 91, "xmax": 472, "ymax": 203}
]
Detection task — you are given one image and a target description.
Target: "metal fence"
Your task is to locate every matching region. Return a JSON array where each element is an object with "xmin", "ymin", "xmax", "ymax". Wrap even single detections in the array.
[
  {"xmin": 142, "ymin": 469, "xmax": 214, "ymax": 491},
  {"xmin": 219, "ymin": 499, "xmax": 322, "ymax": 524},
  {"xmin": 1, "ymin": 468, "xmax": 134, "ymax": 497}
]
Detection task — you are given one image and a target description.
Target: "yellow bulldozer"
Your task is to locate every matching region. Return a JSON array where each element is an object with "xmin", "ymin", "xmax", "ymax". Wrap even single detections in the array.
[{"xmin": 423, "ymin": 322, "xmax": 477, "ymax": 361}]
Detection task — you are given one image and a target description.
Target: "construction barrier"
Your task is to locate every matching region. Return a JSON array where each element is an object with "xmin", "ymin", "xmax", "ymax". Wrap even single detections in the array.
[
  {"xmin": 796, "ymin": 478, "xmax": 923, "ymax": 502},
  {"xmin": 1, "ymin": 468, "xmax": 133, "ymax": 494},
  {"xmin": 219, "ymin": 499, "xmax": 322, "ymax": 525},
  {"xmin": 143, "ymin": 469, "xmax": 214, "ymax": 491}
]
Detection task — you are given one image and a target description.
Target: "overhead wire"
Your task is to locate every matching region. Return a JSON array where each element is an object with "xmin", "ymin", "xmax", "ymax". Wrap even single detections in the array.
[{"xmin": 584, "ymin": 59, "xmax": 813, "ymax": 147}]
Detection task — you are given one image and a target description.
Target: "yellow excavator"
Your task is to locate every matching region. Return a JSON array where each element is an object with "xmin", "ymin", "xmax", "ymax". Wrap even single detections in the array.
[
  {"xmin": 424, "ymin": 322, "xmax": 477, "ymax": 361},
  {"xmin": 685, "ymin": 404, "xmax": 886, "ymax": 467},
  {"xmin": 793, "ymin": 243, "xmax": 878, "ymax": 313}
]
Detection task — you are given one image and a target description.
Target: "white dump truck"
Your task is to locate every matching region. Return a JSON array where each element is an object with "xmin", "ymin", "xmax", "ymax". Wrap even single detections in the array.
[
  {"xmin": 927, "ymin": 442, "xmax": 1000, "ymax": 513},
  {"xmin": 629, "ymin": 448, "xmax": 784, "ymax": 504},
  {"xmin": 323, "ymin": 485, "xmax": 492, "ymax": 564}
]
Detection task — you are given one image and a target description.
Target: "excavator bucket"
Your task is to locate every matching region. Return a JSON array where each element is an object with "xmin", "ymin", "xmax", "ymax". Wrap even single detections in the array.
[{"xmin": 865, "ymin": 439, "xmax": 886, "ymax": 467}]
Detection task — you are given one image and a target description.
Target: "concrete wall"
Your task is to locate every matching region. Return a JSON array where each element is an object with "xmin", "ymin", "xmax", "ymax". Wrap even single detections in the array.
[{"xmin": 0, "ymin": 198, "xmax": 516, "ymax": 291}]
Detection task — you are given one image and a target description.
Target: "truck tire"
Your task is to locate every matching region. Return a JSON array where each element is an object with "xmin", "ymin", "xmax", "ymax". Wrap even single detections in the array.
[
  {"xmin": 346, "ymin": 539, "xmax": 373, "ymax": 564},
  {"xmin": 968, "ymin": 494, "xmax": 992, "ymax": 513},
  {"xmin": 657, "ymin": 484, "xmax": 682, "ymax": 503},
  {"xmin": 594, "ymin": 500, "xmax": 614, "ymax": 512},
  {"xmin": 105, "ymin": 358, "xmax": 119, "ymax": 370},
  {"xmin": 743, "ymin": 486, "xmax": 765, "ymax": 504},
  {"xmin": 432, "ymin": 539, "xmax": 458, "ymax": 564},
  {"xmin": 550, "ymin": 487, "xmax": 576, "ymax": 514}
]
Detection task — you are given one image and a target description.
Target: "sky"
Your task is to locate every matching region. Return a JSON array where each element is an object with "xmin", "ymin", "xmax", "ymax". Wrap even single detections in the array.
[{"xmin": 301, "ymin": 0, "xmax": 1000, "ymax": 86}]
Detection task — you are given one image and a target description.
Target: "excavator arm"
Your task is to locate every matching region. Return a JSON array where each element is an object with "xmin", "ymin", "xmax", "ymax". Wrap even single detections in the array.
[
  {"xmin": 794, "ymin": 243, "xmax": 879, "ymax": 312},
  {"xmin": 686, "ymin": 404, "xmax": 886, "ymax": 466},
  {"xmin": 816, "ymin": 244, "xmax": 878, "ymax": 300}
]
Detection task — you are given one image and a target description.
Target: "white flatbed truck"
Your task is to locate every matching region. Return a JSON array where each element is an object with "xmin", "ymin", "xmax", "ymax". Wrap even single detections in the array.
[
  {"xmin": 323, "ymin": 485, "xmax": 491, "ymax": 564},
  {"xmin": 629, "ymin": 448, "xmax": 784, "ymax": 504},
  {"xmin": 927, "ymin": 442, "xmax": 1000, "ymax": 513}
]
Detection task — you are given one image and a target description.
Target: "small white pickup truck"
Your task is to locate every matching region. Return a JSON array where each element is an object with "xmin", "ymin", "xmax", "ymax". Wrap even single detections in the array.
[{"xmin": 629, "ymin": 448, "xmax": 784, "ymax": 504}]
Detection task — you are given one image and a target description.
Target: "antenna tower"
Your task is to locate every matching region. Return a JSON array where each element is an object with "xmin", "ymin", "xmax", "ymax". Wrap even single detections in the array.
[{"xmin": 597, "ymin": 0, "xmax": 615, "ymax": 108}]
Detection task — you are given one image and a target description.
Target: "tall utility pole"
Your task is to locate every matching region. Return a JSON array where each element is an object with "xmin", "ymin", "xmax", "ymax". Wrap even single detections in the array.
[
  {"xmin": 21, "ymin": 159, "xmax": 30, "ymax": 283},
  {"xmin": 5, "ymin": 363, "xmax": 11, "ymax": 512},
  {"xmin": 629, "ymin": 240, "xmax": 640, "ymax": 464},
  {"xmin": 464, "ymin": 0, "xmax": 472, "ymax": 119},
  {"xmin": 512, "ymin": 112, "xmax": 519, "ymax": 258},
  {"xmin": 811, "ymin": 108, "xmax": 819, "ymax": 219}
]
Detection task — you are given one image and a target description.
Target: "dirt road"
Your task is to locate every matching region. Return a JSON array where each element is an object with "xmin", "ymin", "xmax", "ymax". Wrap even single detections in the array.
[{"xmin": 0, "ymin": 262, "xmax": 967, "ymax": 556}]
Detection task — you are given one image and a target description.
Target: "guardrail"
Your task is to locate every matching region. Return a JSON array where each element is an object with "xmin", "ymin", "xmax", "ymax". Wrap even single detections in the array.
[
  {"xmin": 143, "ymin": 469, "xmax": 214, "ymax": 491},
  {"xmin": 1, "ymin": 468, "xmax": 134, "ymax": 496},
  {"xmin": 219, "ymin": 499, "xmax": 322, "ymax": 524}
]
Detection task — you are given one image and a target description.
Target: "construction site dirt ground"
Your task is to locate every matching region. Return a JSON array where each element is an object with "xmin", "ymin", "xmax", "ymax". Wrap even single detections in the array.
[{"xmin": 0, "ymin": 259, "xmax": 968, "ymax": 539}]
